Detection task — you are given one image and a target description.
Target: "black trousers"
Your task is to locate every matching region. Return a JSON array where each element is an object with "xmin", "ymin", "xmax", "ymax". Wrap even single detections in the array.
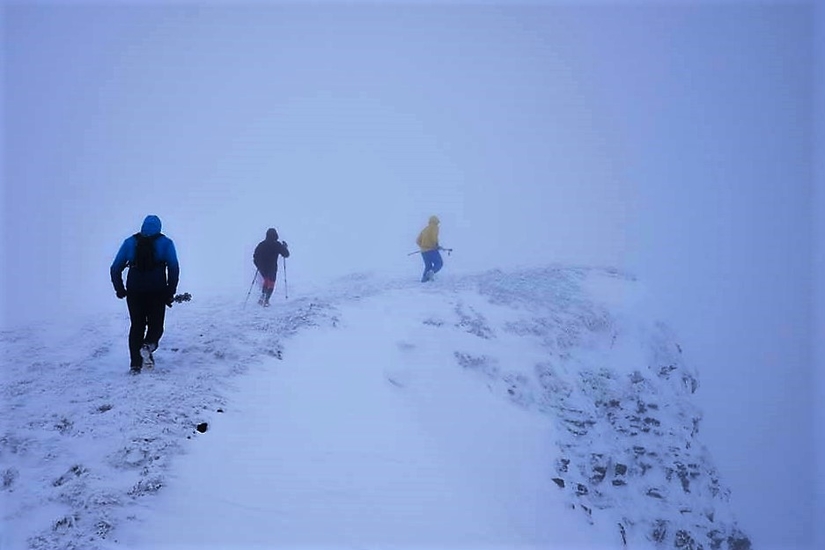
[{"xmin": 126, "ymin": 292, "xmax": 166, "ymax": 367}]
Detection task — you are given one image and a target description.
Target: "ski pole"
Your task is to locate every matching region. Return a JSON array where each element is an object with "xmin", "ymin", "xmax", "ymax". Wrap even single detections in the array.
[
  {"xmin": 244, "ymin": 270, "xmax": 259, "ymax": 308},
  {"xmin": 410, "ymin": 248, "xmax": 452, "ymax": 256},
  {"xmin": 283, "ymin": 257, "xmax": 288, "ymax": 300}
]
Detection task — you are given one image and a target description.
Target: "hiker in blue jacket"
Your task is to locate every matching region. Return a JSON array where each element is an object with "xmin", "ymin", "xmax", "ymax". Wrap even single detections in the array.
[{"xmin": 110, "ymin": 215, "xmax": 180, "ymax": 374}]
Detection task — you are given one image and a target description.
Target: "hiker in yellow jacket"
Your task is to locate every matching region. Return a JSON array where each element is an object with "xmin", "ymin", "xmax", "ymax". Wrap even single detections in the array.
[{"xmin": 416, "ymin": 215, "xmax": 444, "ymax": 282}]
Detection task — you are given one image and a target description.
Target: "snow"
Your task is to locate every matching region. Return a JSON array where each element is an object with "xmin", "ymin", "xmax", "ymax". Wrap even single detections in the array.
[{"xmin": 2, "ymin": 266, "xmax": 752, "ymax": 550}]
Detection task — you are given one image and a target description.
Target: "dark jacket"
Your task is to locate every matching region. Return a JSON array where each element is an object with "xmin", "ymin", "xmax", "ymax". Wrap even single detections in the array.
[
  {"xmin": 253, "ymin": 228, "xmax": 289, "ymax": 280},
  {"xmin": 111, "ymin": 215, "xmax": 180, "ymax": 295}
]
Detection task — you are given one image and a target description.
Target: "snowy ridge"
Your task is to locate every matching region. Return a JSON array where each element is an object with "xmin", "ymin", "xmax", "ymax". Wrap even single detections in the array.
[
  {"xmin": 383, "ymin": 266, "xmax": 751, "ymax": 549},
  {"xmin": 465, "ymin": 269, "xmax": 751, "ymax": 549},
  {"xmin": 1, "ymin": 266, "xmax": 751, "ymax": 549},
  {"xmin": 1, "ymin": 296, "xmax": 341, "ymax": 550}
]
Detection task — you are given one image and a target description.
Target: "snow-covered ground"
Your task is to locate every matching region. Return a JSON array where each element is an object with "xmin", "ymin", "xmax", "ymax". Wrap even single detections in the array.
[{"xmin": 1, "ymin": 267, "xmax": 750, "ymax": 550}]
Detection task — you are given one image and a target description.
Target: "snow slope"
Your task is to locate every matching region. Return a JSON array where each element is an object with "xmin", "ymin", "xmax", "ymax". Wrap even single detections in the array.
[{"xmin": 1, "ymin": 267, "xmax": 750, "ymax": 550}]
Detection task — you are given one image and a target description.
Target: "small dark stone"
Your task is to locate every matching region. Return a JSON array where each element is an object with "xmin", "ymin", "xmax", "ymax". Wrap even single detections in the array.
[
  {"xmin": 552, "ymin": 477, "xmax": 565, "ymax": 488},
  {"xmin": 615, "ymin": 463, "xmax": 628, "ymax": 476},
  {"xmin": 196, "ymin": 423, "xmax": 208, "ymax": 433}
]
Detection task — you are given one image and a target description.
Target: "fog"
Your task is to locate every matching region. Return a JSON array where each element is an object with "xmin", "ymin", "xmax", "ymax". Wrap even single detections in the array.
[
  {"xmin": 812, "ymin": 3, "xmax": 824, "ymax": 550},
  {"xmin": 2, "ymin": 2, "xmax": 819, "ymax": 549}
]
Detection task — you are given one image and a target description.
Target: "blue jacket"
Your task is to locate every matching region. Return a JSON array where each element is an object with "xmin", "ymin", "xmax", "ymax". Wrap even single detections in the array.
[{"xmin": 110, "ymin": 215, "xmax": 180, "ymax": 295}]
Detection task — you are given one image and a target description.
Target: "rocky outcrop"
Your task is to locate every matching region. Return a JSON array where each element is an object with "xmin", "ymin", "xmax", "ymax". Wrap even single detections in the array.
[{"xmin": 458, "ymin": 267, "xmax": 753, "ymax": 550}]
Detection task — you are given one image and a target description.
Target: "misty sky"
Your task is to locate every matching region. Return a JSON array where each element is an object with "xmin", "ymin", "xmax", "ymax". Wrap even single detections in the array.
[
  {"xmin": 2, "ymin": 2, "xmax": 821, "ymax": 549},
  {"xmin": 815, "ymin": 5, "xmax": 825, "ymax": 550}
]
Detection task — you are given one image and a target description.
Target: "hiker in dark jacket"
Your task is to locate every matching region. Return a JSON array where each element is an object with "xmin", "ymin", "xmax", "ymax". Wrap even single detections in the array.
[
  {"xmin": 253, "ymin": 227, "xmax": 289, "ymax": 306},
  {"xmin": 110, "ymin": 215, "xmax": 180, "ymax": 374}
]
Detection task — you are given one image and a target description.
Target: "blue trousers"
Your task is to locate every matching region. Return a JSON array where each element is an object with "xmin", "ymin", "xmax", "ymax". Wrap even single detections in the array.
[{"xmin": 420, "ymin": 249, "xmax": 443, "ymax": 282}]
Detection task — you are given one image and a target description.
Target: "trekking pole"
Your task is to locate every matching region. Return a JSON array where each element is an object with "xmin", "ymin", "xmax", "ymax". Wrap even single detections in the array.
[
  {"xmin": 407, "ymin": 250, "xmax": 420, "ymax": 256},
  {"xmin": 283, "ymin": 257, "xmax": 288, "ymax": 300},
  {"xmin": 244, "ymin": 270, "xmax": 259, "ymax": 308}
]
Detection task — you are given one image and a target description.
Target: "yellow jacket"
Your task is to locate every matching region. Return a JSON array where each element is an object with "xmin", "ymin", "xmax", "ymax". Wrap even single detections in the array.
[{"xmin": 417, "ymin": 216, "xmax": 440, "ymax": 251}]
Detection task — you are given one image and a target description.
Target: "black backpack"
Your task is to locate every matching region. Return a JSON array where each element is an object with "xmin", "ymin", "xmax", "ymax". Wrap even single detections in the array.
[{"xmin": 132, "ymin": 233, "xmax": 162, "ymax": 271}]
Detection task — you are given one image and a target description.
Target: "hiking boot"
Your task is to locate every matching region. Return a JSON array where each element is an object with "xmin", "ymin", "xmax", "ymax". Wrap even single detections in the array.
[
  {"xmin": 129, "ymin": 365, "xmax": 141, "ymax": 375},
  {"xmin": 424, "ymin": 269, "xmax": 435, "ymax": 282},
  {"xmin": 140, "ymin": 343, "xmax": 157, "ymax": 369}
]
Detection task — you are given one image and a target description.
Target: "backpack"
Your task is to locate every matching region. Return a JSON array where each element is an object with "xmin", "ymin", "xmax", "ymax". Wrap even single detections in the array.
[{"xmin": 132, "ymin": 233, "xmax": 162, "ymax": 271}]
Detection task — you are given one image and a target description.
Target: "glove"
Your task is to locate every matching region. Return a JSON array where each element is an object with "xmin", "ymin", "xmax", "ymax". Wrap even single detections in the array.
[
  {"xmin": 116, "ymin": 287, "xmax": 127, "ymax": 299},
  {"xmin": 282, "ymin": 241, "xmax": 288, "ymax": 248},
  {"xmin": 166, "ymin": 288, "xmax": 176, "ymax": 307}
]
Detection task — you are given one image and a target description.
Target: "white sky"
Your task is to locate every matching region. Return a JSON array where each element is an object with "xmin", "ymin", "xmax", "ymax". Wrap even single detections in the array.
[{"xmin": 2, "ymin": 1, "xmax": 822, "ymax": 548}]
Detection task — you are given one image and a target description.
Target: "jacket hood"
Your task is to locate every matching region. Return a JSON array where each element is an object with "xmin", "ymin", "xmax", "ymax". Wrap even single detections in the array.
[
  {"xmin": 428, "ymin": 215, "xmax": 440, "ymax": 225},
  {"xmin": 141, "ymin": 215, "xmax": 162, "ymax": 236},
  {"xmin": 266, "ymin": 228, "xmax": 279, "ymax": 241}
]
